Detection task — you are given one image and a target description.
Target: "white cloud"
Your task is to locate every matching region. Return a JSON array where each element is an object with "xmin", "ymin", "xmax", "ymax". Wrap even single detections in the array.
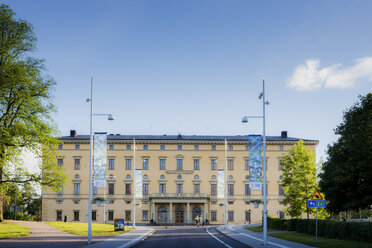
[{"xmin": 288, "ymin": 57, "xmax": 372, "ymax": 91}]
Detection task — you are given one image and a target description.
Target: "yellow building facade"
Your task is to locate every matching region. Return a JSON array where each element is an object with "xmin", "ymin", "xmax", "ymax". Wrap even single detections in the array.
[{"xmin": 42, "ymin": 131, "xmax": 318, "ymax": 225}]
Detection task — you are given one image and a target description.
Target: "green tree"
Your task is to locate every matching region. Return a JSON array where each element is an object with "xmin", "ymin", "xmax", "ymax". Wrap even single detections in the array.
[
  {"xmin": 0, "ymin": 4, "xmax": 67, "ymax": 221},
  {"xmin": 281, "ymin": 140, "xmax": 318, "ymax": 219},
  {"xmin": 319, "ymin": 93, "xmax": 372, "ymax": 213}
]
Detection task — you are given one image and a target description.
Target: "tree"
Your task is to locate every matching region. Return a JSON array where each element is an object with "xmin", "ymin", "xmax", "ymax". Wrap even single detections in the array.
[
  {"xmin": 319, "ymin": 93, "xmax": 372, "ymax": 213},
  {"xmin": 0, "ymin": 4, "xmax": 67, "ymax": 221},
  {"xmin": 281, "ymin": 140, "xmax": 318, "ymax": 219}
]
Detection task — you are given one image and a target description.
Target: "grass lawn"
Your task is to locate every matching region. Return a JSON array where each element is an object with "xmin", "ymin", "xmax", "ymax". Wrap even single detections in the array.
[
  {"xmin": 270, "ymin": 232, "xmax": 372, "ymax": 248},
  {"xmin": 47, "ymin": 222, "xmax": 131, "ymax": 236},
  {"xmin": 0, "ymin": 222, "xmax": 32, "ymax": 238},
  {"xmin": 245, "ymin": 225, "xmax": 282, "ymax": 232}
]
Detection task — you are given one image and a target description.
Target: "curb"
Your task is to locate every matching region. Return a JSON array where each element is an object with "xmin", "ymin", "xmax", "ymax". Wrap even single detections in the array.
[
  {"xmin": 126, "ymin": 229, "xmax": 156, "ymax": 248},
  {"xmin": 215, "ymin": 226, "xmax": 252, "ymax": 247}
]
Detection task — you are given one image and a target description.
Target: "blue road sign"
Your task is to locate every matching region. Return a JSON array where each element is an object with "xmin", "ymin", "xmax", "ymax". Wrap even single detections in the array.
[{"xmin": 308, "ymin": 200, "xmax": 326, "ymax": 208}]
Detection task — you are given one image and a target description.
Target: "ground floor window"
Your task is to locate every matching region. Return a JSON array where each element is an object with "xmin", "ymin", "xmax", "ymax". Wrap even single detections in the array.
[
  {"xmin": 73, "ymin": 210, "xmax": 79, "ymax": 221},
  {"xmin": 211, "ymin": 211, "xmax": 217, "ymax": 221},
  {"xmin": 245, "ymin": 211, "xmax": 251, "ymax": 223},
  {"xmin": 279, "ymin": 211, "xmax": 285, "ymax": 219},
  {"xmin": 142, "ymin": 210, "xmax": 149, "ymax": 221},
  {"xmin": 92, "ymin": 211, "xmax": 97, "ymax": 221},
  {"xmin": 228, "ymin": 211, "xmax": 234, "ymax": 221},
  {"xmin": 56, "ymin": 210, "xmax": 62, "ymax": 221},
  {"xmin": 108, "ymin": 210, "xmax": 114, "ymax": 221},
  {"xmin": 125, "ymin": 210, "xmax": 131, "ymax": 221},
  {"xmin": 158, "ymin": 206, "xmax": 167, "ymax": 222}
]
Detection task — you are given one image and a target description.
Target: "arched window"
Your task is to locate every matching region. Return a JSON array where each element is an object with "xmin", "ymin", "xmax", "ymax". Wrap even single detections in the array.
[
  {"xmin": 245, "ymin": 175, "xmax": 249, "ymax": 180},
  {"xmin": 160, "ymin": 175, "xmax": 165, "ymax": 179},
  {"xmin": 109, "ymin": 174, "xmax": 114, "ymax": 179},
  {"xmin": 143, "ymin": 174, "xmax": 148, "ymax": 179},
  {"xmin": 126, "ymin": 174, "xmax": 131, "ymax": 179},
  {"xmin": 228, "ymin": 175, "xmax": 233, "ymax": 180},
  {"xmin": 177, "ymin": 175, "xmax": 182, "ymax": 179},
  {"xmin": 194, "ymin": 175, "xmax": 199, "ymax": 179},
  {"xmin": 74, "ymin": 174, "xmax": 80, "ymax": 179},
  {"xmin": 211, "ymin": 175, "xmax": 216, "ymax": 180}
]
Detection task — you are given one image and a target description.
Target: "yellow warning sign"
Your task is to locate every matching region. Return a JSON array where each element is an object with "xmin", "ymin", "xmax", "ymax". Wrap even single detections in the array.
[{"xmin": 311, "ymin": 190, "xmax": 323, "ymax": 200}]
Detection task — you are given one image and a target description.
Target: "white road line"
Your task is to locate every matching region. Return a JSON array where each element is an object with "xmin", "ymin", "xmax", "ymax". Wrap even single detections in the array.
[
  {"xmin": 206, "ymin": 227, "xmax": 233, "ymax": 248},
  {"xmin": 117, "ymin": 229, "xmax": 154, "ymax": 248}
]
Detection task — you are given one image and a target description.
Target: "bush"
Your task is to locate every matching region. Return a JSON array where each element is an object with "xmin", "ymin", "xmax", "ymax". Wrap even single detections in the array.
[{"xmin": 267, "ymin": 216, "xmax": 287, "ymax": 230}]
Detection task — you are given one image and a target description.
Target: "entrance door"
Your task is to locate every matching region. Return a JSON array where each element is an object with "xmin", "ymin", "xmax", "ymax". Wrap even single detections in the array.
[{"xmin": 175, "ymin": 211, "xmax": 184, "ymax": 224}]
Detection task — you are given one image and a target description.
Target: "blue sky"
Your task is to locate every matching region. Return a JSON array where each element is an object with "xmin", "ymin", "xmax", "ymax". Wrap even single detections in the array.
[{"xmin": 4, "ymin": 0, "xmax": 371, "ymax": 163}]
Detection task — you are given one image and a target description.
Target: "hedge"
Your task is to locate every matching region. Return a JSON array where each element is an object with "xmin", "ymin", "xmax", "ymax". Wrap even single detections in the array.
[{"xmin": 267, "ymin": 216, "xmax": 372, "ymax": 243}]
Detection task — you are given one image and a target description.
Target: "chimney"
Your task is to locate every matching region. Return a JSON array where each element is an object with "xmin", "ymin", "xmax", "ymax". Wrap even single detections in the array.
[
  {"xmin": 70, "ymin": 130, "xmax": 77, "ymax": 137},
  {"xmin": 281, "ymin": 131, "xmax": 287, "ymax": 138}
]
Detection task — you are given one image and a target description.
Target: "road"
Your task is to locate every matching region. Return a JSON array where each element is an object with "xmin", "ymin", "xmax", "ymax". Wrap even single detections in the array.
[{"xmin": 133, "ymin": 226, "xmax": 250, "ymax": 248}]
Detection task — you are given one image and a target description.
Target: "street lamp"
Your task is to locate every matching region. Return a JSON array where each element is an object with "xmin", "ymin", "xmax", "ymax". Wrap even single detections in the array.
[
  {"xmin": 242, "ymin": 78, "xmax": 269, "ymax": 246},
  {"xmin": 87, "ymin": 76, "xmax": 114, "ymax": 245}
]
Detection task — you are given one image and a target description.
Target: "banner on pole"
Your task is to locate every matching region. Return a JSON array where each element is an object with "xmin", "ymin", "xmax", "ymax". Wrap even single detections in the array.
[
  {"xmin": 249, "ymin": 135, "xmax": 263, "ymax": 189},
  {"xmin": 135, "ymin": 169, "xmax": 143, "ymax": 198},
  {"xmin": 217, "ymin": 169, "xmax": 225, "ymax": 199},
  {"xmin": 93, "ymin": 132, "xmax": 107, "ymax": 187}
]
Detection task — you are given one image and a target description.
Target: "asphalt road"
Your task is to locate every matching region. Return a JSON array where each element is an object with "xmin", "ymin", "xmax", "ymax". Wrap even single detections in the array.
[{"xmin": 133, "ymin": 226, "xmax": 251, "ymax": 248}]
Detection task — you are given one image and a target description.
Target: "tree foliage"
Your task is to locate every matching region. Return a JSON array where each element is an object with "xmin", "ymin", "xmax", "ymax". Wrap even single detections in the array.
[
  {"xmin": 281, "ymin": 140, "xmax": 319, "ymax": 219},
  {"xmin": 319, "ymin": 93, "xmax": 372, "ymax": 213},
  {"xmin": 0, "ymin": 4, "xmax": 67, "ymax": 221}
]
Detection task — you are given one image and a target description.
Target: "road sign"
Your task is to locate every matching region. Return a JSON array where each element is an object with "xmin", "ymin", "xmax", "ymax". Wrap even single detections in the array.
[
  {"xmin": 311, "ymin": 190, "xmax": 323, "ymax": 200},
  {"xmin": 308, "ymin": 200, "xmax": 326, "ymax": 208}
]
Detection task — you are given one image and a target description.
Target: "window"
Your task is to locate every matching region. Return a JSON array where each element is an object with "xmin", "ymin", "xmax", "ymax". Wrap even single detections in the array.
[
  {"xmin": 126, "ymin": 145, "xmax": 131, "ymax": 150},
  {"xmin": 74, "ymin": 159, "xmax": 80, "ymax": 170},
  {"xmin": 143, "ymin": 183, "xmax": 149, "ymax": 195},
  {"xmin": 194, "ymin": 159, "xmax": 200, "ymax": 170},
  {"xmin": 245, "ymin": 184, "xmax": 251, "ymax": 196},
  {"xmin": 177, "ymin": 159, "xmax": 183, "ymax": 170},
  {"xmin": 160, "ymin": 175, "xmax": 165, "ymax": 179},
  {"xmin": 228, "ymin": 201, "xmax": 234, "ymax": 205},
  {"xmin": 261, "ymin": 183, "xmax": 268, "ymax": 196},
  {"xmin": 228, "ymin": 211, "xmax": 234, "ymax": 221},
  {"xmin": 109, "ymin": 144, "xmax": 114, "ymax": 150},
  {"xmin": 126, "ymin": 174, "xmax": 131, "ymax": 179},
  {"xmin": 125, "ymin": 183, "xmax": 131, "ymax": 195},
  {"xmin": 126, "ymin": 159, "xmax": 132, "ymax": 170},
  {"xmin": 279, "ymin": 211, "xmax": 285, "ymax": 219},
  {"xmin": 211, "ymin": 211, "xmax": 217, "ymax": 221},
  {"xmin": 74, "ymin": 183, "xmax": 80, "ymax": 195},
  {"xmin": 279, "ymin": 145, "xmax": 284, "ymax": 151},
  {"xmin": 108, "ymin": 159, "xmax": 115, "ymax": 170},
  {"xmin": 57, "ymin": 187, "xmax": 63, "ymax": 198},
  {"xmin": 75, "ymin": 144, "xmax": 80, "ymax": 150},
  {"xmin": 211, "ymin": 175, "xmax": 216, "ymax": 180},
  {"xmin": 92, "ymin": 211, "xmax": 97, "ymax": 221},
  {"xmin": 177, "ymin": 175, "xmax": 182, "ymax": 179},
  {"xmin": 228, "ymin": 159, "xmax": 234, "ymax": 170},
  {"xmin": 160, "ymin": 159, "xmax": 166, "ymax": 170},
  {"xmin": 56, "ymin": 210, "xmax": 62, "ymax": 221},
  {"xmin": 245, "ymin": 159, "xmax": 249, "ymax": 170},
  {"xmin": 211, "ymin": 159, "xmax": 217, "ymax": 170},
  {"xmin": 194, "ymin": 184, "xmax": 200, "ymax": 194},
  {"xmin": 211, "ymin": 145, "xmax": 216, "ymax": 150},
  {"xmin": 160, "ymin": 145, "xmax": 165, "ymax": 150},
  {"xmin": 245, "ymin": 211, "xmax": 251, "ymax": 222},
  {"xmin": 57, "ymin": 159, "xmax": 63, "ymax": 167},
  {"xmin": 58, "ymin": 144, "xmax": 63, "ymax": 150},
  {"xmin": 143, "ymin": 174, "xmax": 148, "ymax": 179},
  {"xmin": 142, "ymin": 210, "xmax": 149, "ymax": 221},
  {"xmin": 125, "ymin": 210, "xmax": 131, "ymax": 221},
  {"xmin": 143, "ymin": 145, "xmax": 148, "ymax": 150},
  {"xmin": 108, "ymin": 211, "xmax": 114, "ymax": 221},
  {"xmin": 194, "ymin": 175, "xmax": 199, "ymax": 179},
  {"xmin": 177, "ymin": 184, "xmax": 183, "ymax": 194},
  {"xmin": 245, "ymin": 145, "xmax": 249, "ymax": 151},
  {"xmin": 278, "ymin": 158, "xmax": 283, "ymax": 170},
  {"xmin": 228, "ymin": 184, "xmax": 234, "ymax": 196},
  {"xmin": 108, "ymin": 183, "xmax": 115, "ymax": 195},
  {"xmin": 279, "ymin": 184, "xmax": 284, "ymax": 196},
  {"xmin": 211, "ymin": 201, "xmax": 217, "ymax": 204},
  {"xmin": 92, "ymin": 184, "xmax": 97, "ymax": 195},
  {"xmin": 177, "ymin": 145, "xmax": 182, "ymax": 150},
  {"xmin": 73, "ymin": 210, "xmax": 79, "ymax": 221},
  {"xmin": 228, "ymin": 175, "xmax": 233, "ymax": 180},
  {"xmin": 194, "ymin": 145, "xmax": 199, "ymax": 150},
  {"xmin": 143, "ymin": 159, "xmax": 149, "ymax": 170},
  {"xmin": 228, "ymin": 145, "xmax": 233, "ymax": 150},
  {"xmin": 159, "ymin": 183, "xmax": 166, "ymax": 194},
  {"xmin": 211, "ymin": 184, "xmax": 217, "ymax": 196}
]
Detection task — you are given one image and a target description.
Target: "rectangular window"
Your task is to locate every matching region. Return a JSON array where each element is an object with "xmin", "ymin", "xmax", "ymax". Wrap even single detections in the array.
[
  {"xmin": 245, "ymin": 184, "xmax": 251, "ymax": 196},
  {"xmin": 211, "ymin": 159, "xmax": 217, "ymax": 170},
  {"xmin": 126, "ymin": 145, "xmax": 131, "ymax": 150},
  {"xmin": 245, "ymin": 159, "xmax": 249, "ymax": 170},
  {"xmin": 57, "ymin": 187, "xmax": 63, "ymax": 198},
  {"xmin": 245, "ymin": 145, "xmax": 249, "ymax": 151},
  {"xmin": 160, "ymin": 159, "xmax": 166, "ymax": 170},
  {"xmin": 228, "ymin": 201, "xmax": 234, "ymax": 205},
  {"xmin": 228, "ymin": 159, "xmax": 234, "ymax": 170},
  {"xmin": 125, "ymin": 210, "xmax": 131, "ymax": 221},
  {"xmin": 74, "ymin": 183, "xmax": 80, "ymax": 195},
  {"xmin": 211, "ymin": 145, "xmax": 216, "ymax": 150},
  {"xmin": 108, "ymin": 183, "xmax": 115, "ymax": 195},
  {"xmin": 92, "ymin": 184, "xmax": 97, "ymax": 195},
  {"xmin": 211, "ymin": 211, "xmax": 217, "ymax": 221},
  {"xmin": 261, "ymin": 183, "xmax": 268, "ymax": 196},
  {"xmin": 211, "ymin": 201, "xmax": 217, "ymax": 204},
  {"xmin": 245, "ymin": 211, "xmax": 251, "ymax": 222},
  {"xmin": 228, "ymin": 184, "xmax": 234, "ymax": 196},
  {"xmin": 126, "ymin": 159, "xmax": 132, "ymax": 170},
  {"xmin": 228, "ymin": 145, "xmax": 233, "ymax": 150},
  {"xmin": 73, "ymin": 211, "xmax": 79, "ymax": 221},
  {"xmin": 177, "ymin": 159, "xmax": 183, "ymax": 170},
  {"xmin": 142, "ymin": 210, "xmax": 149, "ymax": 221},
  {"xmin": 279, "ymin": 211, "xmax": 285, "ymax": 219},
  {"xmin": 211, "ymin": 184, "xmax": 217, "ymax": 195},
  {"xmin": 75, "ymin": 144, "xmax": 80, "ymax": 150},
  {"xmin": 159, "ymin": 183, "xmax": 166, "ymax": 194},
  {"xmin": 228, "ymin": 211, "xmax": 234, "ymax": 221},
  {"xmin": 177, "ymin": 184, "xmax": 183, "ymax": 194},
  {"xmin": 57, "ymin": 159, "xmax": 63, "ymax": 167},
  {"xmin": 125, "ymin": 183, "xmax": 132, "ymax": 195},
  {"xmin": 143, "ymin": 183, "xmax": 149, "ymax": 195},
  {"xmin": 109, "ymin": 144, "xmax": 114, "ymax": 150},
  {"xmin": 56, "ymin": 210, "xmax": 62, "ymax": 221},
  {"xmin": 108, "ymin": 159, "xmax": 115, "ymax": 170},
  {"xmin": 194, "ymin": 184, "xmax": 200, "ymax": 194},
  {"xmin": 92, "ymin": 211, "xmax": 97, "ymax": 221},
  {"xmin": 143, "ymin": 159, "xmax": 149, "ymax": 170},
  {"xmin": 278, "ymin": 158, "xmax": 283, "ymax": 170},
  {"xmin": 279, "ymin": 145, "xmax": 284, "ymax": 151},
  {"xmin": 58, "ymin": 144, "xmax": 63, "ymax": 150},
  {"xmin": 279, "ymin": 184, "xmax": 284, "ymax": 196},
  {"xmin": 194, "ymin": 145, "xmax": 199, "ymax": 150},
  {"xmin": 194, "ymin": 159, "xmax": 200, "ymax": 170},
  {"xmin": 177, "ymin": 145, "xmax": 182, "ymax": 150},
  {"xmin": 143, "ymin": 145, "xmax": 148, "ymax": 150},
  {"xmin": 108, "ymin": 211, "xmax": 114, "ymax": 221},
  {"xmin": 160, "ymin": 145, "xmax": 165, "ymax": 150},
  {"xmin": 74, "ymin": 159, "xmax": 80, "ymax": 170}
]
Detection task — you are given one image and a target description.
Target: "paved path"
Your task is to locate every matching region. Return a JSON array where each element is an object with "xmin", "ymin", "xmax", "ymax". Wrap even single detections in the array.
[{"xmin": 217, "ymin": 224, "xmax": 315, "ymax": 248}]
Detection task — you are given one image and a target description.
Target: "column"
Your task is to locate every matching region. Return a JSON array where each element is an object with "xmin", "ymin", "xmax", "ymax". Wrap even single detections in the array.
[
  {"xmin": 151, "ymin": 202, "xmax": 155, "ymax": 222},
  {"xmin": 169, "ymin": 202, "xmax": 173, "ymax": 224},
  {"xmin": 204, "ymin": 203, "xmax": 207, "ymax": 222},
  {"xmin": 186, "ymin": 202, "xmax": 190, "ymax": 224}
]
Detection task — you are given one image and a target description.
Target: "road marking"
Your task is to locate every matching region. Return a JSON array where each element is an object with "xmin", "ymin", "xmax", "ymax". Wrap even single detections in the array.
[
  {"xmin": 206, "ymin": 227, "xmax": 233, "ymax": 248},
  {"xmin": 117, "ymin": 229, "xmax": 154, "ymax": 248}
]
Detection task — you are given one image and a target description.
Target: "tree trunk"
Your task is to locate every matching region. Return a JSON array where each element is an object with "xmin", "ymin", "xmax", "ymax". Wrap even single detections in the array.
[{"xmin": 0, "ymin": 165, "xmax": 3, "ymax": 222}]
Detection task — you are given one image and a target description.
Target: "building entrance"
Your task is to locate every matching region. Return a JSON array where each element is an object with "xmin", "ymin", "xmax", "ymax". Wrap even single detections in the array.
[
  {"xmin": 175, "ymin": 206, "xmax": 184, "ymax": 224},
  {"xmin": 192, "ymin": 206, "xmax": 201, "ymax": 221}
]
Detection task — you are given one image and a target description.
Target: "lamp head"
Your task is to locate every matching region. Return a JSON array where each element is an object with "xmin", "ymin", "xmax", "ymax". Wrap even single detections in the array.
[
  {"xmin": 242, "ymin": 116, "xmax": 248, "ymax": 123},
  {"xmin": 108, "ymin": 114, "xmax": 115, "ymax": 121},
  {"xmin": 258, "ymin": 92, "xmax": 263, "ymax": 100}
]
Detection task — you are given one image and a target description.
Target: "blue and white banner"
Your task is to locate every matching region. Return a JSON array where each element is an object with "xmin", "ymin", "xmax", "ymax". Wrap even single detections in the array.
[
  {"xmin": 249, "ymin": 135, "xmax": 263, "ymax": 189},
  {"xmin": 217, "ymin": 169, "xmax": 225, "ymax": 199},
  {"xmin": 93, "ymin": 132, "xmax": 107, "ymax": 187},
  {"xmin": 135, "ymin": 169, "xmax": 142, "ymax": 198}
]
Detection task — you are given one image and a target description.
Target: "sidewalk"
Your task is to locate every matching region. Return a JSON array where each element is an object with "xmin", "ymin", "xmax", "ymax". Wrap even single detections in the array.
[{"xmin": 217, "ymin": 224, "xmax": 315, "ymax": 248}]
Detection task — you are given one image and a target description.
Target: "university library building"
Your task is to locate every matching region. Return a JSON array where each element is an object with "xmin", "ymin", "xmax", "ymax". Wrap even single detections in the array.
[{"xmin": 42, "ymin": 130, "xmax": 318, "ymax": 225}]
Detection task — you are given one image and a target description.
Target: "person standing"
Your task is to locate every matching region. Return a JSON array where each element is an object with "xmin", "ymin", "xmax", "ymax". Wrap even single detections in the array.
[
  {"xmin": 195, "ymin": 215, "xmax": 199, "ymax": 227},
  {"xmin": 199, "ymin": 215, "xmax": 203, "ymax": 227}
]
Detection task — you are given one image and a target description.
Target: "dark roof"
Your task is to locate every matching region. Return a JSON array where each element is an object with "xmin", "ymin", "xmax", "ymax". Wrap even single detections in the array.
[{"xmin": 60, "ymin": 134, "xmax": 317, "ymax": 142}]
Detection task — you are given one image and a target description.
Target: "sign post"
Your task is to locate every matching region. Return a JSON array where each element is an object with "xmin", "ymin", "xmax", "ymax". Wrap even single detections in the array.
[{"xmin": 308, "ymin": 190, "xmax": 326, "ymax": 241}]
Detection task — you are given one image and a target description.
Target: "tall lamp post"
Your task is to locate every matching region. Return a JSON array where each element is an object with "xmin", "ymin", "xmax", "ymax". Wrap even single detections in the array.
[
  {"xmin": 87, "ymin": 76, "xmax": 114, "ymax": 245},
  {"xmin": 242, "ymin": 78, "xmax": 269, "ymax": 246}
]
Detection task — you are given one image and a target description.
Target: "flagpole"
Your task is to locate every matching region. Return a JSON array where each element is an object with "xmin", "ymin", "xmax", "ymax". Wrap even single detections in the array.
[
  {"xmin": 132, "ymin": 139, "xmax": 136, "ymax": 229},
  {"xmin": 224, "ymin": 139, "xmax": 227, "ymax": 229}
]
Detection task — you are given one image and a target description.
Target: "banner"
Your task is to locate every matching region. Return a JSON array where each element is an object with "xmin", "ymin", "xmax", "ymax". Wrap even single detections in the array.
[
  {"xmin": 135, "ymin": 169, "xmax": 142, "ymax": 198},
  {"xmin": 217, "ymin": 169, "xmax": 225, "ymax": 199},
  {"xmin": 249, "ymin": 135, "xmax": 263, "ymax": 189},
  {"xmin": 93, "ymin": 132, "xmax": 107, "ymax": 187}
]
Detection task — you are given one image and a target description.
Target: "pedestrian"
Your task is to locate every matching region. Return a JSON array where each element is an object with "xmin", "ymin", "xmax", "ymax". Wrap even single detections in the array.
[
  {"xmin": 200, "ymin": 215, "xmax": 203, "ymax": 227},
  {"xmin": 195, "ymin": 215, "xmax": 199, "ymax": 227}
]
